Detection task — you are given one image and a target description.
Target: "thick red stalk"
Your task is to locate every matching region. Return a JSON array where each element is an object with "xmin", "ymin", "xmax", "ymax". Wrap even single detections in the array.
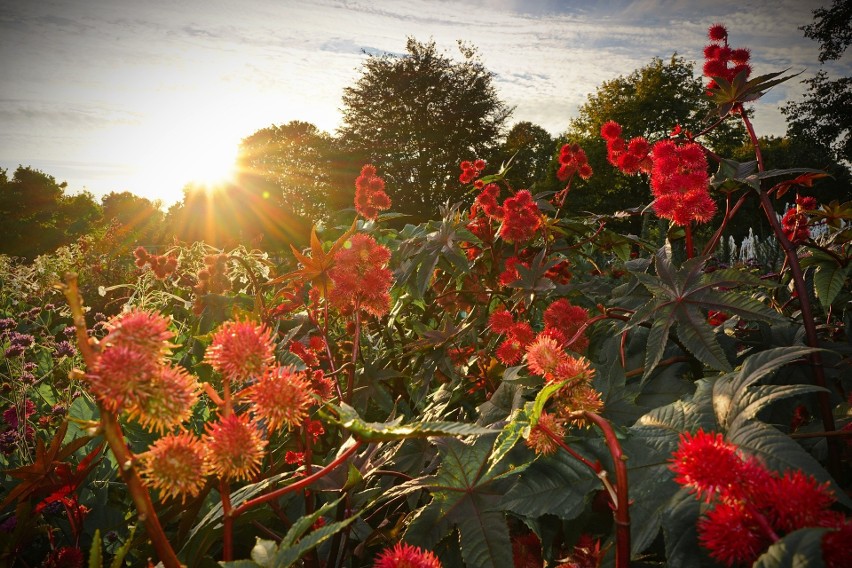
[
  {"xmin": 577, "ymin": 411, "xmax": 631, "ymax": 568},
  {"xmin": 231, "ymin": 440, "xmax": 362, "ymax": 517},
  {"xmin": 739, "ymin": 113, "xmax": 840, "ymax": 478}
]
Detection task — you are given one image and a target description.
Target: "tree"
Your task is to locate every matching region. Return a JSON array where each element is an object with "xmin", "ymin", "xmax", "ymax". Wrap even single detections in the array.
[
  {"xmin": 801, "ymin": 0, "xmax": 851, "ymax": 63},
  {"xmin": 101, "ymin": 191, "xmax": 165, "ymax": 247},
  {"xmin": 782, "ymin": 1, "xmax": 852, "ymax": 166},
  {"xmin": 339, "ymin": 38, "xmax": 513, "ymax": 220},
  {"xmin": 544, "ymin": 55, "xmax": 746, "ymax": 218},
  {"xmin": 495, "ymin": 121, "xmax": 556, "ymax": 189},
  {"xmin": 237, "ymin": 121, "xmax": 346, "ymax": 224},
  {"xmin": 0, "ymin": 166, "xmax": 100, "ymax": 259}
]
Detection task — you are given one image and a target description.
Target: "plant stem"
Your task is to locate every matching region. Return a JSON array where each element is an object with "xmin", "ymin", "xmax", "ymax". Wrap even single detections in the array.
[
  {"xmin": 739, "ymin": 113, "xmax": 841, "ymax": 479},
  {"xmin": 576, "ymin": 411, "xmax": 631, "ymax": 568},
  {"xmin": 221, "ymin": 479, "xmax": 234, "ymax": 560},
  {"xmin": 231, "ymin": 440, "xmax": 362, "ymax": 517},
  {"xmin": 61, "ymin": 273, "xmax": 181, "ymax": 568}
]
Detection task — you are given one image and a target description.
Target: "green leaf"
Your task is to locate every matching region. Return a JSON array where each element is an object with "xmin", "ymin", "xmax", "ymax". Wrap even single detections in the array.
[
  {"xmin": 88, "ymin": 529, "xmax": 102, "ymax": 568},
  {"xmin": 281, "ymin": 497, "xmax": 344, "ymax": 548},
  {"xmin": 627, "ymin": 248, "xmax": 778, "ymax": 377},
  {"xmin": 274, "ymin": 515, "xmax": 361, "ymax": 567},
  {"xmin": 403, "ymin": 437, "xmax": 513, "ymax": 568},
  {"xmin": 753, "ymin": 527, "xmax": 829, "ymax": 568},
  {"xmin": 675, "ymin": 305, "xmax": 732, "ymax": 372},
  {"xmin": 251, "ymin": 539, "xmax": 278, "ymax": 567},
  {"xmin": 109, "ymin": 524, "xmax": 137, "ymax": 568},
  {"xmin": 813, "ymin": 261, "xmax": 848, "ymax": 309},
  {"xmin": 332, "ymin": 402, "xmax": 495, "ymax": 441},
  {"xmin": 714, "ymin": 347, "xmax": 817, "ymax": 428},
  {"xmin": 502, "ymin": 450, "xmax": 598, "ymax": 519},
  {"xmin": 661, "ymin": 489, "xmax": 703, "ymax": 568}
]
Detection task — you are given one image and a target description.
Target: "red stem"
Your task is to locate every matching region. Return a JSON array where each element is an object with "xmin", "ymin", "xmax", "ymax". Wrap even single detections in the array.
[
  {"xmin": 231, "ymin": 440, "xmax": 362, "ymax": 517},
  {"xmin": 577, "ymin": 411, "xmax": 631, "ymax": 568},
  {"xmin": 739, "ymin": 112, "xmax": 840, "ymax": 478}
]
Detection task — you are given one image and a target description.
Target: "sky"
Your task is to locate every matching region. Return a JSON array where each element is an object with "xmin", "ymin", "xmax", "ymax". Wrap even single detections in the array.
[{"xmin": 1, "ymin": 0, "xmax": 848, "ymax": 207}]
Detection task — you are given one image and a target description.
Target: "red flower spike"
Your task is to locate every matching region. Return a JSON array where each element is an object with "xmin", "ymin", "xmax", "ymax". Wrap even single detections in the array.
[{"xmin": 373, "ymin": 541, "xmax": 442, "ymax": 568}]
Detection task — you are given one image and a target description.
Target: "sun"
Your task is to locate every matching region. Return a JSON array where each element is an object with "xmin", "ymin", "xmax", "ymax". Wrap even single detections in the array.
[{"xmin": 179, "ymin": 136, "xmax": 239, "ymax": 188}]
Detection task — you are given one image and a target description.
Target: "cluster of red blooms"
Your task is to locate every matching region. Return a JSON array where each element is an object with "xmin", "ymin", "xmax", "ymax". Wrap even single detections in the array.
[
  {"xmin": 557, "ymin": 143, "xmax": 593, "ymax": 182},
  {"xmin": 355, "ymin": 164, "xmax": 391, "ymax": 221},
  {"xmin": 671, "ymin": 429, "xmax": 852, "ymax": 566},
  {"xmin": 703, "ymin": 24, "xmax": 752, "ymax": 94},
  {"xmin": 459, "ymin": 158, "xmax": 486, "ymax": 185},
  {"xmin": 328, "ymin": 234, "xmax": 394, "ymax": 318},
  {"xmin": 601, "ymin": 121, "xmax": 652, "ymax": 176},
  {"xmin": 489, "ymin": 299, "xmax": 590, "ymax": 368},
  {"xmin": 372, "ymin": 541, "xmax": 442, "ymax": 568},
  {"xmin": 707, "ymin": 310, "xmax": 730, "ymax": 327},
  {"xmin": 87, "ymin": 310, "xmax": 199, "ymax": 433},
  {"xmin": 781, "ymin": 195, "xmax": 818, "ymax": 244},
  {"xmin": 600, "ymin": 120, "xmax": 716, "ymax": 225},
  {"xmin": 134, "ymin": 246, "xmax": 178, "ymax": 280},
  {"xmin": 472, "ymin": 184, "xmax": 543, "ymax": 244},
  {"xmin": 650, "ymin": 140, "xmax": 716, "ymax": 225},
  {"xmin": 193, "ymin": 253, "xmax": 232, "ymax": 314}
]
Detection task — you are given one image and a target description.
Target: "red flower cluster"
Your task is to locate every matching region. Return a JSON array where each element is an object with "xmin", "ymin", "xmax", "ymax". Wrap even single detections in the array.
[
  {"xmin": 459, "ymin": 158, "xmax": 486, "ymax": 185},
  {"xmin": 703, "ymin": 24, "xmax": 752, "ymax": 94},
  {"xmin": 601, "ymin": 121, "xmax": 652, "ymax": 176},
  {"xmin": 557, "ymin": 143, "xmax": 593, "ymax": 182},
  {"xmin": 489, "ymin": 309, "xmax": 535, "ymax": 365},
  {"xmin": 500, "ymin": 190, "xmax": 542, "ymax": 243},
  {"xmin": 373, "ymin": 542, "xmax": 442, "ymax": 568},
  {"xmin": 134, "ymin": 246, "xmax": 178, "ymax": 279},
  {"xmin": 471, "ymin": 185, "xmax": 542, "ymax": 243},
  {"xmin": 707, "ymin": 310, "xmax": 730, "ymax": 326},
  {"xmin": 671, "ymin": 429, "xmax": 851, "ymax": 566},
  {"xmin": 328, "ymin": 234, "xmax": 394, "ymax": 317},
  {"xmin": 355, "ymin": 164, "xmax": 391, "ymax": 221},
  {"xmin": 88, "ymin": 310, "xmax": 198, "ymax": 432},
  {"xmin": 781, "ymin": 195, "xmax": 818, "ymax": 244},
  {"xmin": 650, "ymin": 140, "xmax": 716, "ymax": 225},
  {"xmin": 543, "ymin": 299, "xmax": 591, "ymax": 353}
]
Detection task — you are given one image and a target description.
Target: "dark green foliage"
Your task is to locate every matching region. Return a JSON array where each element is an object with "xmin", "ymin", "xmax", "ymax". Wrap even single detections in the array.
[{"xmin": 0, "ymin": 166, "xmax": 101, "ymax": 259}]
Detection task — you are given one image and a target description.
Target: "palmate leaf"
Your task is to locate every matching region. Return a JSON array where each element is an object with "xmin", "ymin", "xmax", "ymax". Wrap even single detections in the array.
[
  {"xmin": 628, "ymin": 246, "xmax": 782, "ymax": 378},
  {"xmin": 712, "ymin": 346, "xmax": 817, "ymax": 429},
  {"xmin": 404, "ymin": 436, "xmax": 513, "ymax": 568},
  {"xmin": 753, "ymin": 528, "xmax": 829, "ymax": 568}
]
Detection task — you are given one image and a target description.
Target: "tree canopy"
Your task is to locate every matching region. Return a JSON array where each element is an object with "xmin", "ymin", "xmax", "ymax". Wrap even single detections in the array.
[
  {"xmin": 0, "ymin": 166, "xmax": 101, "ymax": 259},
  {"xmin": 782, "ymin": 1, "xmax": 852, "ymax": 166},
  {"xmin": 339, "ymin": 38, "xmax": 513, "ymax": 220},
  {"xmin": 237, "ymin": 121, "xmax": 346, "ymax": 224}
]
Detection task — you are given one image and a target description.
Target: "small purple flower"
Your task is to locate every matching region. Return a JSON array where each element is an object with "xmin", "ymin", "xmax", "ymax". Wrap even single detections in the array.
[
  {"xmin": 94, "ymin": 312, "xmax": 107, "ymax": 322},
  {"xmin": 4, "ymin": 345, "xmax": 24, "ymax": 358},
  {"xmin": 18, "ymin": 372, "xmax": 36, "ymax": 384},
  {"xmin": 53, "ymin": 341, "xmax": 77, "ymax": 359},
  {"xmin": 27, "ymin": 307, "xmax": 41, "ymax": 318},
  {"xmin": 10, "ymin": 332, "xmax": 34, "ymax": 349},
  {"xmin": 22, "ymin": 362, "xmax": 36, "ymax": 372},
  {"xmin": 43, "ymin": 304, "xmax": 56, "ymax": 311},
  {"xmin": 63, "ymin": 326, "xmax": 76, "ymax": 337},
  {"xmin": 0, "ymin": 318, "xmax": 15, "ymax": 331}
]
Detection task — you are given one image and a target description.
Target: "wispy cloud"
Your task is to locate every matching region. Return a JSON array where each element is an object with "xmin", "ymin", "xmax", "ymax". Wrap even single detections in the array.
[{"xmin": 0, "ymin": 0, "xmax": 847, "ymax": 205}]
